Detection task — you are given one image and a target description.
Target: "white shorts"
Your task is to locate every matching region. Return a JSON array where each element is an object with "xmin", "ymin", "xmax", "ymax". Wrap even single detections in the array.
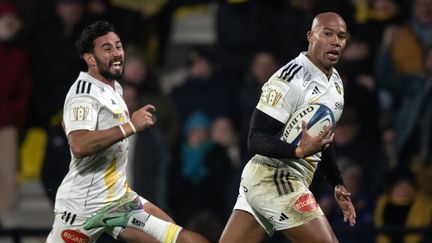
[
  {"xmin": 46, "ymin": 191, "xmax": 149, "ymax": 243},
  {"xmin": 233, "ymin": 160, "xmax": 323, "ymax": 235}
]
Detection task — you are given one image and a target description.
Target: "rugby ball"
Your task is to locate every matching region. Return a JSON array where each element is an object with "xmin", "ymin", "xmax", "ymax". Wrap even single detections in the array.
[{"xmin": 281, "ymin": 104, "xmax": 335, "ymax": 145}]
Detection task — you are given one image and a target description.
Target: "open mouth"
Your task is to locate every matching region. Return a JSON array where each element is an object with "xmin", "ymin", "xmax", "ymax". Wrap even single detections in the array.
[
  {"xmin": 110, "ymin": 60, "xmax": 123, "ymax": 70},
  {"xmin": 326, "ymin": 50, "xmax": 339, "ymax": 60}
]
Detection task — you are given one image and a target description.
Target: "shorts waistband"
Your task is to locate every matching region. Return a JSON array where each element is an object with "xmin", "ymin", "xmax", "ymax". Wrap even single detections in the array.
[{"xmin": 251, "ymin": 156, "xmax": 289, "ymax": 168}]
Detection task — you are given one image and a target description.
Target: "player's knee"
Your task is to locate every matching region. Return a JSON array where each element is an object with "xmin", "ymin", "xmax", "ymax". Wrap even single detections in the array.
[
  {"xmin": 316, "ymin": 234, "xmax": 338, "ymax": 243},
  {"xmin": 301, "ymin": 230, "xmax": 337, "ymax": 243}
]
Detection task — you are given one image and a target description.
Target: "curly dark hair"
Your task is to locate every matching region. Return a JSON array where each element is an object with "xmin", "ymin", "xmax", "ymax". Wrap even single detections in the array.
[{"xmin": 76, "ymin": 20, "xmax": 117, "ymax": 57}]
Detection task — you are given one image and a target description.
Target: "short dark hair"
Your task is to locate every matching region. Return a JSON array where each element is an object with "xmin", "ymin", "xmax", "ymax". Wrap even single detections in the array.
[{"xmin": 76, "ymin": 20, "xmax": 117, "ymax": 57}]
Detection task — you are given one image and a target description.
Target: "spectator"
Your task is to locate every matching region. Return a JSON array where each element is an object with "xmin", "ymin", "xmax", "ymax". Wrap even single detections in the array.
[
  {"xmin": 169, "ymin": 111, "xmax": 234, "ymax": 225},
  {"xmin": 211, "ymin": 116, "xmax": 241, "ymax": 170},
  {"xmin": 335, "ymin": 107, "xmax": 382, "ymax": 193},
  {"xmin": 319, "ymin": 161, "xmax": 374, "ymax": 243},
  {"xmin": 123, "ymin": 45, "xmax": 179, "ymax": 152},
  {"xmin": 120, "ymin": 82, "xmax": 170, "ymax": 212},
  {"xmin": 351, "ymin": 0, "xmax": 405, "ymax": 65},
  {"xmin": 210, "ymin": 115, "xmax": 242, "ymax": 211},
  {"xmin": 375, "ymin": 28, "xmax": 432, "ymax": 165},
  {"xmin": 377, "ymin": 0, "xmax": 432, "ymax": 78},
  {"xmin": 27, "ymin": 0, "xmax": 87, "ymax": 128},
  {"xmin": 171, "ymin": 49, "xmax": 235, "ymax": 125},
  {"xmin": 396, "ymin": 47, "xmax": 432, "ymax": 164},
  {"xmin": 374, "ymin": 168, "xmax": 432, "ymax": 243},
  {"xmin": 238, "ymin": 50, "xmax": 279, "ymax": 162},
  {"xmin": 0, "ymin": 1, "xmax": 32, "ymax": 218}
]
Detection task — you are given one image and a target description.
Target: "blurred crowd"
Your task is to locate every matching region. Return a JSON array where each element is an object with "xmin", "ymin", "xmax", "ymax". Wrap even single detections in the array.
[{"xmin": 1, "ymin": 0, "xmax": 432, "ymax": 242}]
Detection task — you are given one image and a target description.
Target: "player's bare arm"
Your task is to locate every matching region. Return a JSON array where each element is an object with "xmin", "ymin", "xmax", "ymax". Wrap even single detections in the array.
[
  {"xmin": 68, "ymin": 104, "xmax": 156, "ymax": 158},
  {"xmin": 334, "ymin": 185, "xmax": 356, "ymax": 226}
]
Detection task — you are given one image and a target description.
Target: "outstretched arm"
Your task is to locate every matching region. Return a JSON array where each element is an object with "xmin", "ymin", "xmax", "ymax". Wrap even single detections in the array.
[
  {"xmin": 320, "ymin": 144, "xmax": 356, "ymax": 226},
  {"xmin": 334, "ymin": 185, "xmax": 356, "ymax": 226}
]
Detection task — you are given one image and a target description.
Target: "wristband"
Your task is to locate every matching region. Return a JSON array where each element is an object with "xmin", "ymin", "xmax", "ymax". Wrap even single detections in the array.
[
  {"xmin": 119, "ymin": 125, "xmax": 127, "ymax": 138},
  {"xmin": 129, "ymin": 121, "xmax": 137, "ymax": 134}
]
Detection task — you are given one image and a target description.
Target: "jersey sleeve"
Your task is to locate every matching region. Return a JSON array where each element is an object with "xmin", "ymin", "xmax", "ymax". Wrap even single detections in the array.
[
  {"xmin": 63, "ymin": 95, "xmax": 100, "ymax": 135},
  {"xmin": 256, "ymin": 77, "xmax": 301, "ymax": 123}
]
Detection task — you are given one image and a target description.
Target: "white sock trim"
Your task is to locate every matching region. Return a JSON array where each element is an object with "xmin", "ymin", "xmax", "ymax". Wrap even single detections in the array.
[{"xmin": 126, "ymin": 212, "xmax": 182, "ymax": 243}]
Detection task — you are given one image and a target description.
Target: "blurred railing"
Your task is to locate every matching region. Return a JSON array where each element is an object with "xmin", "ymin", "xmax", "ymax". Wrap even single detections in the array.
[{"xmin": 0, "ymin": 228, "xmax": 49, "ymax": 243}]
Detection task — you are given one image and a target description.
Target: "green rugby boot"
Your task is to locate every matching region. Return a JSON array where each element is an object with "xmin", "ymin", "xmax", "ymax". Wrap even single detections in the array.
[{"xmin": 84, "ymin": 195, "xmax": 143, "ymax": 230}]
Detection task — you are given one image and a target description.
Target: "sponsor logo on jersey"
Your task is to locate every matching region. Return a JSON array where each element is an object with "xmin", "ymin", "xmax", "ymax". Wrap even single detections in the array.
[
  {"xmin": 335, "ymin": 102, "xmax": 344, "ymax": 111},
  {"xmin": 294, "ymin": 193, "xmax": 318, "ymax": 213},
  {"xmin": 334, "ymin": 82, "xmax": 342, "ymax": 95},
  {"xmin": 113, "ymin": 110, "xmax": 126, "ymax": 123},
  {"xmin": 61, "ymin": 230, "xmax": 89, "ymax": 243},
  {"xmin": 303, "ymin": 73, "xmax": 312, "ymax": 87},
  {"xmin": 242, "ymin": 185, "xmax": 248, "ymax": 193},
  {"xmin": 72, "ymin": 106, "xmax": 90, "ymax": 121},
  {"xmin": 308, "ymin": 100, "xmax": 320, "ymax": 105},
  {"xmin": 260, "ymin": 85, "xmax": 285, "ymax": 108},
  {"xmin": 113, "ymin": 113, "xmax": 123, "ymax": 119},
  {"xmin": 312, "ymin": 86, "xmax": 321, "ymax": 95}
]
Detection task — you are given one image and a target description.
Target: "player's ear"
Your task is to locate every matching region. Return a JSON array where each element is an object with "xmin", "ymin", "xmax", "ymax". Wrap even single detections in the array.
[
  {"xmin": 83, "ymin": 53, "xmax": 96, "ymax": 66},
  {"xmin": 307, "ymin": 31, "xmax": 313, "ymax": 42}
]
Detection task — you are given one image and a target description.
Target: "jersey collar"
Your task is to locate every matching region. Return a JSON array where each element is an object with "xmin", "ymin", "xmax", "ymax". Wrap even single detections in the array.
[
  {"xmin": 78, "ymin": 72, "xmax": 121, "ymax": 93},
  {"xmin": 299, "ymin": 52, "xmax": 335, "ymax": 81}
]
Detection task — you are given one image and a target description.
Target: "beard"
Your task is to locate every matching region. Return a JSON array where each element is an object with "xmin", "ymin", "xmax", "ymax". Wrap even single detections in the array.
[{"xmin": 95, "ymin": 56, "xmax": 124, "ymax": 80}]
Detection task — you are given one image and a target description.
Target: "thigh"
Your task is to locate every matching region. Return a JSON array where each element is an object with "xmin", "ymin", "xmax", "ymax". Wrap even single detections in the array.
[
  {"xmin": 282, "ymin": 215, "xmax": 338, "ymax": 243},
  {"xmin": 219, "ymin": 209, "xmax": 267, "ymax": 243},
  {"xmin": 220, "ymin": 171, "xmax": 268, "ymax": 243},
  {"xmin": 119, "ymin": 227, "xmax": 159, "ymax": 243}
]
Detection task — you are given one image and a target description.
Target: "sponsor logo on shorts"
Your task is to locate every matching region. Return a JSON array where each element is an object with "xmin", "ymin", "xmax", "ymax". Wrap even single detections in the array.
[
  {"xmin": 61, "ymin": 230, "xmax": 89, "ymax": 243},
  {"xmin": 294, "ymin": 193, "xmax": 318, "ymax": 213},
  {"xmin": 278, "ymin": 212, "xmax": 289, "ymax": 221}
]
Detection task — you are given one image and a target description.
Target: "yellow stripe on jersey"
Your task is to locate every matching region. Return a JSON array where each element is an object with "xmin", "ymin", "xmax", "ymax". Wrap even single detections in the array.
[
  {"xmin": 104, "ymin": 156, "xmax": 121, "ymax": 201},
  {"xmin": 124, "ymin": 178, "xmax": 130, "ymax": 192}
]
